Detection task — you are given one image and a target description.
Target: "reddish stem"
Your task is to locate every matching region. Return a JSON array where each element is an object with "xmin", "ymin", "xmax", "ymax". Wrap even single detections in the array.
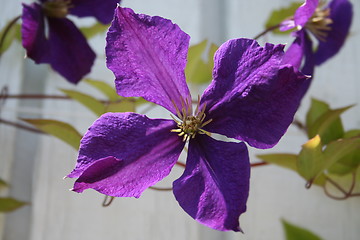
[
  {"xmin": 253, "ymin": 24, "xmax": 281, "ymax": 40},
  {"xmin": 251, "ymin": 162, "xmax": 269, "ymax": 167},
  {"xmin": 324, "ymin": 172, "xmax": 359, "ymax": 200}
]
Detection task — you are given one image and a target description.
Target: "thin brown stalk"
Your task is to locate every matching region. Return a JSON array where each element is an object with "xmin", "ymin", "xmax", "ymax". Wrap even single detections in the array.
[
  {"xmin": 0, "ymin": 118, "xmax": 44, "ymax": 134},
  {"xmin": 149, "ymin": 186, "xmax": 172, "ymax": 191},
  {"xmin": 253, "ymin": 24, "xmax": 281, "ymax": 40}
]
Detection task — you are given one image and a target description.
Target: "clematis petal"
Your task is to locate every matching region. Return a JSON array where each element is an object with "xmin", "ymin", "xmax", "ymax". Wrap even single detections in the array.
[
  {"xmin": 22, "ymin": 3, "xmax": 95, "ymax": 84},
  {"xmin": 283, "ymin": 30, "xmax": 314, "ymax": 96},
  {"xmin": 68, "ymin": 112, "xmax": 184, "ymax": 198},
  {"xmin": 314, "ymin": 0, "xmax": 352, "ymax": 65},
  {"xmin": 173, "ymin": 135, "xmax": 250, "ymax": 232},
  {"xmin": 46, "ymin": 17, "xmax": 96, "ymax": 83},
  {"xmin": 282, "ymin": 32, "xmax": 305, "ymax": 70},
  {"xmin": 279, "ymin": 19, "xmax": 296, "ymax": 32},
  {"xmin": 299, "ymin": 31, "xmax": 315, "ymax": 95},
  {"xmin": 294, "ymin": 0, "xmax": 318, "ymax": 28},
  {"xmin": 200, "ymin": 38, "xmax": 307, "ymax": 149},
  {"xmin": 21, "ymin": 3, "xmax": 51, "ymax": 64},
  {"xmin": 69, "ymin": 0, "xmax": 119, "ymax": 24},
  {"xmin": 106, "ymin": 7, "xmax": 191, "ymax": 115}
]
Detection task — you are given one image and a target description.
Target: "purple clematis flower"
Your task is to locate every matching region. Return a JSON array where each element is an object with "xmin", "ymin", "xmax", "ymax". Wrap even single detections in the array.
[
  {"xmin": 280, "ymin": 0, "xmax": 352, "ymax": 92},
  {"xmin": 67, "ymin": 7, "xmax": 307, "ymax": 231},
  {"xmin": 21, "ymin": 0, "xmax": 119, "ymax": 84}
]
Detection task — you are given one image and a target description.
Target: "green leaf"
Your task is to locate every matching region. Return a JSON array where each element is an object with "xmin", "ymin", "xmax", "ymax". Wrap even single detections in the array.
[
  {"xmin": 0, "ymin": 197, "xmax": 27, "ymax": 213},
  {"xmin": 257, "ymin": 153, "xmax": 326, "ymax": 186},
  {"xmin": 0, "ymin": 21, "xmax": 21, "ymax": 55},
  {"xmin": 60, "ymin": 89, "xmax": 106, "ymax": 116},
  {"xmin": 186, "ymin": 40, "xmax": 207, "ymax": 83},
  {"xmin": 326, "ymin": 137, "xmax": 360, "ymax": 175},
  {"xmin": 186, "ymin": 41, "xmax": 217, "ymax": 84},
  {"xmin": 133, "ymin": 97, "xmax": 149, "ymax": 106},
  {"xmin": 298, "ymin": 135, "xmax": 324, "ymax": 182},
  {"xmin": 85, "ymin": 79, "xmax": 119, "ymax": 101},
  {"xmin": 308, "ymin": 104, "xmax": 353, "ymax": 144},
  {"xmin": 0, "ymin": 179, "xmax": 8, "ymax": 190},
  {"xmin": 264, "ymin": 2, "xmax": 303, "ymax": 35},
  {"xmin": 256, "ymin": 153, "xmax": 298, "ymax": 172},
  {"xmin": 79, "ymin": 22, "xmax": 110, "ymax": 39},
  {"xmin": 312, "ymin": 173, "xmax": 327, "ymax": 187},
  {"xmin": 343, "ymin": 129, "xmax": 360, "ymax": 138},
  {"xmin": 22, "ymin": 119, "xmax": 82, "ymax": 150},
  {"xmin": 306, "ymin": 98, "xmax": 330, "ymax": 128},
  {"xmin": 282, "ymin": 219, "xmax": 323, "ymax": 240},
  {"xmin": 104, "ymin": 99, "xmax": 136, "ymax": 113},
  {"xmin": 207, "ymin": 43, "xmax": 218, "ymax": 70},
  {"xmin": 299, "ymin": 135, "xmax": 360, "ymax": 183}
]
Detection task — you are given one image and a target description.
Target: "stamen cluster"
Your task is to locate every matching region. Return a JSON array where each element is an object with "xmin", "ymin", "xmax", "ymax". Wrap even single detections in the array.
[
  {"xmin": 42, "ymin": 0, "xmax": 73, "ymax": 18},
  {"xmin": 306, "ymin": 7, "xmax": 333, "ymax": 41},
  {"xmin": 171, "ymin": 97, "xmax": 212, "ymax": 142}
]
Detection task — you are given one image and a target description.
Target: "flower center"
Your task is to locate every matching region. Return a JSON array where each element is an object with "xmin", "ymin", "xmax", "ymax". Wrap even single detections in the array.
[
  {"xmin": 42, "ymin": 0, "xmax": 72, "ymax": 18},
  {"xmin": 305, "ymin": 7, "xmax": 333, "ymax": 42},
  {"xmin": 171, "ymin": 97, "xmax": 212, "ymax": 142}
]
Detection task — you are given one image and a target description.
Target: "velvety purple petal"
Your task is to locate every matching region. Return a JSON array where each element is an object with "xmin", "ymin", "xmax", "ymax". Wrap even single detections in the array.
[
  {"xmin": 314, "ymin": 0, "xmax": 352, "ymax": 65},
  {"xmin": 200, "ymin": 38, "xmax": 307, "ymax": 149},
  {"xmin": 173, "ymin": 135, "xmax": 250, "ymax": 232},
  {"xmin": 21, "ymin": 3, "xmax": 51, "ymax": 63},
  {"xmin": 69, "ymin": 0, "xmax": 119, "ymax": 24},
  {"xmin": 68, "ymin": 112, "xmax": 184, "ymax": 198},
  {"xmin": 283, "ymin": 30, "xmax": 315, "ymax": 96},
  {"xmin": 282, "ymin": 33, "xmax": 304, "ymax": 69},
  {"xmin": 283, "ymin": 30, "xmax": 315, "ymax": 75},
  {"xmin": 106, "ymin": 7, "xmax": 191, "ymax": 115},
  {"xmin": 46, "ymin": 17, "xmax": 95, "ymax": 83},
  {"xmin": 294, "ymin": 0, "xmax": 319, "ymax": 28},
  {"xmin": 299, "ymin": 31, "xmax": 315, "ymax": 96}
]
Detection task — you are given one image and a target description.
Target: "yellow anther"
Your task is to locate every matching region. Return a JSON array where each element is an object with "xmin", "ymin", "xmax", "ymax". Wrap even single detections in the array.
[
  {"xmin": 306, "ymin": 7, "xmax": 333, "ymax": 42},
  {"xmin": 42, "ymin": 0, "xmax": 73, "ymax": 18},
  {"xmin": 170, "ymin": 96, "xmax": 213, "ymax": 142}
]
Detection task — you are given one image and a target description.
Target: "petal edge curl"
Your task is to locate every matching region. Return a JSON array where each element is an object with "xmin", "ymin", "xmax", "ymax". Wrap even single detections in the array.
[{"xmin": 69, "ymin": 112, "xmax": 184, "ymax": 198}]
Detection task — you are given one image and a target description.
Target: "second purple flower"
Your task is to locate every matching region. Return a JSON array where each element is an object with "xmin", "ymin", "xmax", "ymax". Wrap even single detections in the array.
[{"xmin": 21, "ymin": 0, "xmax": 119, "ymax": 83}]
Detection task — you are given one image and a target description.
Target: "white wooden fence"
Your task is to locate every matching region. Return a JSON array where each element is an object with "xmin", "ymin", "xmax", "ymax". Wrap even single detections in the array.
[{"xmin": 1, "ymin": 0, "xmax": 359, "ymax": 239}]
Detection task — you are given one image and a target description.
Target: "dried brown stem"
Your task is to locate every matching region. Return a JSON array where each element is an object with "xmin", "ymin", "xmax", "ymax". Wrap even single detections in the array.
[{"xmin": 102, "ymin": 196, "xmax": 115, "ymax": 207}]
